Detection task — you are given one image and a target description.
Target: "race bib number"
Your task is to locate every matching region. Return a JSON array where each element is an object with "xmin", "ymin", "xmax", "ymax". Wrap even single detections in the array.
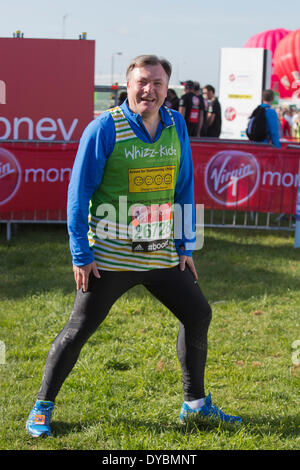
[{"xmin": 130, "ymin": 202, "xmax": 172, "ymax": 252}]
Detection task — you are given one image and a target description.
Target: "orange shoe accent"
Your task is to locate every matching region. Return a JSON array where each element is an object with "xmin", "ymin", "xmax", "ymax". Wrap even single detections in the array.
[{"xmin": 34, "ymin": 414, "xmax": 45, "ymax": 425}]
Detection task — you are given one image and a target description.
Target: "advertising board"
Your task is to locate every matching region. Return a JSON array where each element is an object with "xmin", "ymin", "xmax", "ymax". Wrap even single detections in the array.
[
  {"xmin": 0, "ymin": 37, "xmax": 95, "ymax": 141},
  {"xmin": 219, "ymin": 48, "xmax": 272, "ymax": 140}
]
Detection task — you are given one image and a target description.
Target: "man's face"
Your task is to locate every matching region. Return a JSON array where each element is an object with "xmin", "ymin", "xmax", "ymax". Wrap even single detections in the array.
[
  {"xmin": 203, "ymin": 88, "xmax": 213, "ymax": 100},
  {"xmin": 127, "ymin": 64, "xmax": 169, "ymax": 119}
]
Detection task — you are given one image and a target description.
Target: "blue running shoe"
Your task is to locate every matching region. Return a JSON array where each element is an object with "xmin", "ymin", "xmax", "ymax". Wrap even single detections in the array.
[
  {"xmin": 179, "ymin": 393, "xmax": 242, "ymax": 424},
  {"xmin": 26, "ymin": 400, "xmax": 54, "ymax": 437}
]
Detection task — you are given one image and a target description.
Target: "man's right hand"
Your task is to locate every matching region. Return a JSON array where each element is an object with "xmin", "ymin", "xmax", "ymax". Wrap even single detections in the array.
[{"xmin": 73, "ymin": 261, "xmax": 100, "ymax": 292}]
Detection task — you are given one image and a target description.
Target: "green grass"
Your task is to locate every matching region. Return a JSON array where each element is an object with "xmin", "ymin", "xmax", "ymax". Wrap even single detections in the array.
[{"xmin": 0, "ymin": 224, "xmax": 299, "ymax": 450}]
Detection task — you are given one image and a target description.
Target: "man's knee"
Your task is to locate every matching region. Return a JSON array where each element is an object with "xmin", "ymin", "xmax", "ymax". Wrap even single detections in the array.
[
  {"xmin": 193, "ymin": 303, "xmax": 212, "ymax": 332},
  {"xmin": 184, "ymin": 300, "xmax": 212, "ymax": 330},
  {"xmin": 57, "ymin": 318, "xmax": 96, "ymax": 350},
  {"xmin": 204, "ymin": 302, "xmax": 212, "ymax": 325}
]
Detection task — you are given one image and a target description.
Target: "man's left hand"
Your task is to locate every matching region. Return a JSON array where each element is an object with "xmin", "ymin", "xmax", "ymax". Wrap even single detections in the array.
[{"xmin": 179, "ymin": 255, "xmax": 198, "ymax": 281}]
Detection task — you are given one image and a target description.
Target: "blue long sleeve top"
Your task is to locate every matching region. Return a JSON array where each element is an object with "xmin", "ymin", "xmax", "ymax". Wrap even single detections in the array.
[
  {"xmin": 261, "ymin": 103, "xmax": 281, "ymax": 148},
  {"xmin": 67, "ymin": 100, "xmax": 196, "ymax": 266}
]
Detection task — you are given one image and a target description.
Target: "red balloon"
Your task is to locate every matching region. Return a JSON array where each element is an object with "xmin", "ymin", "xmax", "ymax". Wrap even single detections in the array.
[
  {"xmin": 244, "ymin": 28, "xmax": 292, "ymax": 98},
  {"xmin": 273, "ymin": 29, "xmax": 300, "ymax": 99},
  {"xmin": 244, "ymin": 28, "xmax": 291, "ymax": 54}
]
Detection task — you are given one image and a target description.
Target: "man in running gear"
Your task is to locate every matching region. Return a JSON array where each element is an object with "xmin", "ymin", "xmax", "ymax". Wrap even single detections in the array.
[{"xmin": 26, "ymin": 55, "xmax": 241, "ymax": 437}]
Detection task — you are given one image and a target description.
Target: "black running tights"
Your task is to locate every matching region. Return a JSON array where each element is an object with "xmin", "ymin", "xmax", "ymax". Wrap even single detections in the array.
[{"xmin": 37, "ymin": 265, "xmax": 212, "ymax": 402}]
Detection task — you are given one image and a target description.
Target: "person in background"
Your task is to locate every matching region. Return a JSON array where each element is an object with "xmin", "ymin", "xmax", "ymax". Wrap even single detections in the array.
[
  {"xmin": 193, "ymin": 81, "xmax": 205, "ymax": 137},
  {"xmin": 295, "ymin": 112, "xmax": 300, "ymax": 141},
  {"xmin": 283, "ymin": 108, "xmax": 293, "ymax": 126},
  {"xmin": 275, "ymin": 107, "xmax": 284, "ymax": 139},
  {"xmin": 202, "ymin": 85, "xmax": 221, "ymax": 138},
  {"xmin": 279, "ymin": 108, "xmax": 291, "ymax": 137},
  {"xmin": 291, "ymin": 110, "xmax": 300, "ymax": 138},
  {"xmin": 200, "ymin": 85, "xmax": 209, "ymax": 137},
  {"xmin": 118, "ymin": 91, "xmax": 128, "ymax": 105},
  {"xmin": 165, "ymin": 88, "xmax": 179, "ymax": 111},
  {"xmin": 178, "ymin": 80, "xmax": 202, "ymax": 137},
  {"xmin": 261, "ymin": 89, "xmax": 281, "ymax": 148}
]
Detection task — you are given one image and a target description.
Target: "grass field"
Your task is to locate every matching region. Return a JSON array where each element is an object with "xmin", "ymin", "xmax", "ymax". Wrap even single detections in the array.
[{"xmin": 0, "ymin": 224, "xmax": 299, "ymax": 451}]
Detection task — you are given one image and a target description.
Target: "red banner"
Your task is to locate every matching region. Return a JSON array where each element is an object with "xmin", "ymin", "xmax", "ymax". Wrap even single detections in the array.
[
  {"xmin": 0, "ymin": 142, "xmax": 77, "ymax": 220},
  {"xmin": 191, "ymin": 140, "xmax": 300, "ymax": 215},
  {"xmin": 0, "ymin": 36, "xmax": 95, "ymax": 222},
  {"xmin": 0, "ymin": 38, "xmax": 95, "ymax": 141},
  {"xmin": 1, "ymin": 140, "xmax": 300, "ymax": 221}
]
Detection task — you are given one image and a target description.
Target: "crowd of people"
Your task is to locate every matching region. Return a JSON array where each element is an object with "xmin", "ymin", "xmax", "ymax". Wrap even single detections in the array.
[
  {"xmin": 112, "ymin": 82, "xmax": 300, "ymax": 145},
  {"xmin": 164, "ymin": 81, "xmax": 222, "ymax": 138},
  {"xmin": 165, "ymin": 84, "xmax": 300, "ymax": 144},
  {"xmin": 111, "ymin": 80, "xmax": 222, "ymax": 139},
  {"xmin": 276, "ymin": 106, "xmax": 300, "ymax": 139}
]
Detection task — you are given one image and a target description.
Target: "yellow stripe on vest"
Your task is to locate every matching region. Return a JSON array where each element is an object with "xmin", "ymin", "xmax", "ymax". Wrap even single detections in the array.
[{"xmin": 110, "ymin": 106, "xmax": 135, "ymax": 142}]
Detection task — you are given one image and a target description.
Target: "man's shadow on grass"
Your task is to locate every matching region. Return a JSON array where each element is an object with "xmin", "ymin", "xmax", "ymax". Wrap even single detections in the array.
[{"xmin": 50, "ymin": 412, "xmax": 300, "ymax": 441}]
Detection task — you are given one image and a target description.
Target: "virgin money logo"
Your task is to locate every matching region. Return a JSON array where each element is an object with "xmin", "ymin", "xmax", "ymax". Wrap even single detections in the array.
[
  {"xmin": 225, "ymin": 107, "xmax": 236, "ymax": 121},
  {"xmin": 0, "ymin": 148, "xmax": 21, "ymax": 205},
  {"xmin": 229, "ymin": 74, "xmax": 235, "ymax": 82},
  {"xmin": 205, "ymin": 151, "xmax": 260, "ymax": 206}
]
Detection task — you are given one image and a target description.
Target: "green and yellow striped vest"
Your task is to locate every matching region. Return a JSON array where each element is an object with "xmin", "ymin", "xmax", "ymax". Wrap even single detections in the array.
[{"xmin": 88, "ymin": 106, "xmax": 181, "ymax": 271}]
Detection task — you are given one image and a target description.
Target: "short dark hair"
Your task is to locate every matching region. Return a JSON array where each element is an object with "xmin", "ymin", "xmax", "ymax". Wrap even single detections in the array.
[
  {"xmin": 262, "ymin": 89, "xmax": 274, "ymax": 102},
  {"xmin": 203, "ymin": 84, "xmax": 215, "ymax": 94},
  {"xmin": 126, "ymin": 55, "xmax": 172, "ymax": 81},
  {"xmin": 194, "ymin": 81, "xmax": 200, "ymax": 91},
  {"xmin": 184, "ymin": 80, "xmax": 194, "ymax": 90},
  {"xmin": 168, "ymin": 88, "xmax": 177, "ymax": 97}
]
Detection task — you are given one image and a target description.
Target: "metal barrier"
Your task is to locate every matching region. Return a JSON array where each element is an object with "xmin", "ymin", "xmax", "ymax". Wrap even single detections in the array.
[
  {"xmin": 1, "ymin": 208, "xmax": 295, "ymax": 243},
  {"xmin": 204, "ymin": 209, "xmax": 295, "ymax": 231},
  {"xmin": 94, "ymin": 84, "xmax": 127, "ymax": 114},
  {"xmin": 3, "ymin": 217, "xmax": 67, "ymax": 241}
]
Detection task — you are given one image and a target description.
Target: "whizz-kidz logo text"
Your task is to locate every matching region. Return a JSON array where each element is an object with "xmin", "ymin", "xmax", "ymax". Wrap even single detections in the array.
[
  {"xmin": 205, "ymin": 150, "xmax": 260, "ymax": 206},
  {"xmin": 94, "ymin": 196, "xmax": 204, "ymax": 251},
  {"xmin": 124, "ymin": 144, "xmax": 177, "ymax": 160}
]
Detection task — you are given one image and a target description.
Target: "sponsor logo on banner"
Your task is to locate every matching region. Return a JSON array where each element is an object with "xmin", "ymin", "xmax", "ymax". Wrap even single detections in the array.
[
  {"xmin": 205, "ymin": 150, "xmax": 260, "ymax": 206},
  {"xmin": 225, "ymin": 107, "xmax": 236, "ymax": 121},
  {"xmin": 0, "ymin": 116, "xmax": 78, "ymax": 141},
  {"xmin": 0, "ymin": 148, "xmax": 21, "ymax": 205}
]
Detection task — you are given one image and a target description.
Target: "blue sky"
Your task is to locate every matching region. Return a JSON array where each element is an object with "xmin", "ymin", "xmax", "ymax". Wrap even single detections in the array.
[{"xmin": 1, "ymin": 0, "xmax": 299, "ymax": 90}]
